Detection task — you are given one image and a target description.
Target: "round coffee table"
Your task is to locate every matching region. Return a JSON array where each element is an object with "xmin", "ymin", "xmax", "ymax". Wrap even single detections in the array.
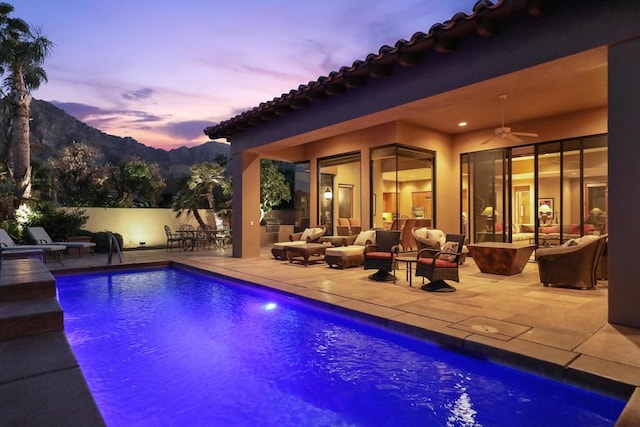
[{"xmin": 396, "ymin": 255, "xmax": 417, "ymax": 287}]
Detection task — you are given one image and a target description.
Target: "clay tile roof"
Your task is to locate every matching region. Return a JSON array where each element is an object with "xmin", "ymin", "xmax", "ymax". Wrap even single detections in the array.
[{"xmin": 204, "ymin": 0, "xmax": 548, "ymax": 141}]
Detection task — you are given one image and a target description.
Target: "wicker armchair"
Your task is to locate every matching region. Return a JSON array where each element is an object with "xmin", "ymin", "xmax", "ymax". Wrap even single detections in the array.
[
  {"xmin": 536, "ymin": 234, "xmax": 607, "ymax": 289},
  {"xmin": 363, "ymin": 230, "xmax": 401, "ymax": 282},
  {"xmin": 415, "ymin": 234, "xmax": 465, "ymax": 292}
]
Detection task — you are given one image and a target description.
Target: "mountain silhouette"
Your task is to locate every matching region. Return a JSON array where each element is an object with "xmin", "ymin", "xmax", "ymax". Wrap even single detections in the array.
[{"xmin": 24, "ymin": 99, "xmax": 229, "ymax": 186}]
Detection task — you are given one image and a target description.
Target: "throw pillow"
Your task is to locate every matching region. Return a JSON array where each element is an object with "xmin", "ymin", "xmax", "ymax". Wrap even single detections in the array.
[
  {"xmin": 354, "ymin": 230, "xmax": 376, "ymax": 246},
  {"xmin": 300, "ymin": 228, "xmax": 313, "ymax": 241},
  {"xmin": 310, "ymin": 227, "xmax": 324, "ymax": 240},
  {"xmin": 562, "ymin": 239, "xmax": 578, "ymax": 247},
  {"xmin": 512, "ymin": 224, "xmax": 521, "ymax": 234},
  {"xmin": 426, "ymin": 229, "xmax": 446, "ymax": 248},
  {"xmin": 541, "ymin": 226, "xmax": 559, "ymax": 234},
  {"xmin": 521, "ymin": 224, "xmax": 534, "ymax": 233},
  {"xmin": 441, "ymin": 241, "xmax": 459, "ymax": 262}
]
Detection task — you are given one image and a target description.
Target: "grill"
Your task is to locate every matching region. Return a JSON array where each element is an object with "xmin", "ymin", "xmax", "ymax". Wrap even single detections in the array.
[
  {"xmin": 264, "ymin": 218, "xmax": 280, "ymax": 233},
  {"xmin": 263, "ymin": 218, "xmax": 280, "ymax": 244}
]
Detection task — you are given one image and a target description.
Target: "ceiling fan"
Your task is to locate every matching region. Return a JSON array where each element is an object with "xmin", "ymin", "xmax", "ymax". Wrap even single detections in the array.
[{"xmin": 481, "ymin": 94, "xmax": 539, "ymax": 145}]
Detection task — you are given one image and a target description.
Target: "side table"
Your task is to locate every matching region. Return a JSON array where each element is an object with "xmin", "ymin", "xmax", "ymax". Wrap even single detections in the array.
[{"xmin": 396, "ymin": 255, "xmax": 417, "ymax": 287}]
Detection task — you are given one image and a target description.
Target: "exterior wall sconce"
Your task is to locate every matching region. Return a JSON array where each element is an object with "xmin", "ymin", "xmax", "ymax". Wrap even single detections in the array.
[{"xmin": 324, "ymin": 187, "xmax": 333, "ymax": 200}]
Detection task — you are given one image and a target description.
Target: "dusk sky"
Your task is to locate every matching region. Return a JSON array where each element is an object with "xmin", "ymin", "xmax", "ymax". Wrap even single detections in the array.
[{"xmin": 13, "ymin": 0, "xmax": 478, "ymax": 151}]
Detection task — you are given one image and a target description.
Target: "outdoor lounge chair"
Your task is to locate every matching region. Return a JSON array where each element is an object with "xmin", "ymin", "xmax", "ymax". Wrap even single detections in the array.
[
  {"xmin": 325, "ymin": 229, "xmax": 376, "ymax": 269},
  {"xmin": 0, "ymin": 228, "xmax": 65, "ymax": 264},
  {"xmin": 26, "ymin": 226, "xmax": 96, "ymax": 257},
  {"xmin": 271, "ymin": 225, "xmax": 326, "ymax": 260}
]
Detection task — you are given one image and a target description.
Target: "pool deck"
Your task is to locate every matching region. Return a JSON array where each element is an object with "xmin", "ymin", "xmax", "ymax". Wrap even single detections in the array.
[{"xmin": 3, "ymin": 247, "xmax": 640, "ymax": 425}]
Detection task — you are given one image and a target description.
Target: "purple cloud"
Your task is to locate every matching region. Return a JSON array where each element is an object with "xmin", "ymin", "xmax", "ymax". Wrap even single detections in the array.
[
  {"xmin": 122, "ymin": 88, "xmax": 154, "ymax": 101},
  {"xmin": 51, "ymin": 101, "xmax": 164, "ymax": 125}
]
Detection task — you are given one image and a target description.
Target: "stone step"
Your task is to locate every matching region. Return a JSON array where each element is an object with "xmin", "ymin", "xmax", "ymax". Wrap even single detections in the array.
[
  {"xmin": 0, "ymin": 298, "xmax": 63, "ymax": 341},
  {"xmin": 0, "ymin": 259, "xmax": 57, "ymax": 303}
]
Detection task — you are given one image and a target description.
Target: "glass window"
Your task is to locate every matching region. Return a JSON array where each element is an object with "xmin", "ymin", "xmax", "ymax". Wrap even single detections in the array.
[
  {"xmin": 293, "ymin": 162, "xmax": 310, "ymax": 232},
  {"xmin": 583, "ymin": 136, "xmax": 608, "ymax": 235},
  {"xmin": 467, "ymin": 149, "xmax": 508, "ymax": 243},
  {"xmin": 318, "ymin": 153, "xmax": 361, "ymax": 236},
  {"xmin": 370, "ymin": 145, "xmax": 435, "ymax": 231},
  {"xmin": 461, "ymin": 134, "xmax": 607, "ymax": 245}
]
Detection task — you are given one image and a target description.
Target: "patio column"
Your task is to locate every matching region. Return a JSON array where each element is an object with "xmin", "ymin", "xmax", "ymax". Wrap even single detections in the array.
[
  {"xmin": 608, "ymin": 37, "xmax": 640, "ymax": 328},
  {"xmin": 231, "ymin": 151, "xmax": 261, "ymax": 258}
]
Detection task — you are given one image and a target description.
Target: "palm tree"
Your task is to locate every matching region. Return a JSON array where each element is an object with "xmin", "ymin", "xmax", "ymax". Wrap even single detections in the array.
[
  {"xmin": 0, "ymin": 3, "xmax": 53, "ymax": 200},
  {"xmin": 171, "ymin": 188, "xmax": 208, "ymax": 229},
  {"xmin": 172, "ymin": 162, "xmax": 230, "ymax": 229},
  {"xmin": 188, "ymin": 162, "xmax": 228, "ymax": 209}
]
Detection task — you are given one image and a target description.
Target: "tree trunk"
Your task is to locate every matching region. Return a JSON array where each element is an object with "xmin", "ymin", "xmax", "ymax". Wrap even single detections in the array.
[
  {"xmin": 192, "ymin": 207, "xmax": 207, "ymax": 229},
  {"xmin": 9, "ymin": 68, "xmax": 32, "ymax": 200}
]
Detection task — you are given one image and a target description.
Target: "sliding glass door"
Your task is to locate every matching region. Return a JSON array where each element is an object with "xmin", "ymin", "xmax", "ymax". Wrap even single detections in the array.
[
  {"xmin": 370, "ymin": 145, "xmax": 435, "ymax": 230},
  {"xmin": 462, "ymin": 134, "xmax": 607, "ymax": 245},
  {"xmin": 318, "ymin": 153, "xmax": 361, "ymax": 236}
]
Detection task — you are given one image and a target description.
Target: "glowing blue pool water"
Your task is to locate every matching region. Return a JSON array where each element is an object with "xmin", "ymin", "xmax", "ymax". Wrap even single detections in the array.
[{"xmin": 56, "ymin": 267, "xmax": 626, "ymax": 426}]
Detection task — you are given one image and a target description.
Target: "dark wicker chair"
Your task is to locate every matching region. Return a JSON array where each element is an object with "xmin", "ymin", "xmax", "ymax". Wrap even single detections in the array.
[
  {"xmin": 536, "ymin": 234, "xmax": 607, "ymax": 289},
  {"xmin": 415, "ymin": 234, "xmax": 465, "ymax": 292},
  {"xmin": 363, "ymin": 230, "xmax": 401, "ymax": 282}
]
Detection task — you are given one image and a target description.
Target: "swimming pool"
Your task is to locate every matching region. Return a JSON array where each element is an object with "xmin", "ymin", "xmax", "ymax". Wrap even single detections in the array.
[{"xmin": 56, "ymin": 267, "xmax": 626, "ymax": 426}]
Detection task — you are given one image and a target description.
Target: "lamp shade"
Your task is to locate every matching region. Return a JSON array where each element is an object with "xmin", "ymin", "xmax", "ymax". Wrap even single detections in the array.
[
  {"xmin": 539, "ymin": 204, "xmax": 552, "ymax": 215},
  {"xmin": 481, "ymin": 206, "xmax": 497, "ymax": 217},
  {"xmin": 590, "ymin": 207, "xmax": 604, "ymax": 215}
]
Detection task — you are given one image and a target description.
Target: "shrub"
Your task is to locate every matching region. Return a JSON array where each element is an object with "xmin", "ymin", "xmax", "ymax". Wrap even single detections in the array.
[
  {"xmin": 28, "ymin": 203, "xmax": 89, "ymax": 241},
  {"xmin": 90, "ymin": 231, "xmax": 124, "ymax": 253}
]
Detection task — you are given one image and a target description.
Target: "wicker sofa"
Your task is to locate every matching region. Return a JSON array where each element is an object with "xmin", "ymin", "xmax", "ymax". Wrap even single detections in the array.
[
  {"xmin": 502, "ymin": 223, "xmax": 599, "ymax": 245},
  {"xmin": 536, "ymin": 234, "xmax": 607, "ymax": 289}
]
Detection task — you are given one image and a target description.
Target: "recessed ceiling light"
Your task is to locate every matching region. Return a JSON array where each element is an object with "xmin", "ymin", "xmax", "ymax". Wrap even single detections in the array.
[{"xmin": 458, "ymin": 122, "xmax": 467, "ymax": 127}]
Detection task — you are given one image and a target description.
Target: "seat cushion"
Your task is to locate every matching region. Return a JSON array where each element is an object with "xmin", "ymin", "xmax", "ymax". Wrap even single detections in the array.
[
  {"xmin": 365, "ymin": 251, "xmax": 395, "ymax": 259},
  {"xmin": 417, "ymin": 258, "xmax": 457, "ymax": 268},
  {"xmin": 272, "ymin": 241, "xmax": 307, "ymax": 250},
  {"xmin": 325, "ymin": 246, "xmax": 365, "ymax": 257}
]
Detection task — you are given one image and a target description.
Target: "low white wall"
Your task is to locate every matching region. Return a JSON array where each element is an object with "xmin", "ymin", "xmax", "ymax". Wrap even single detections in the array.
[{"xmin": 74, "ymin": 207, "xmax": 217, "ymax": 249}]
